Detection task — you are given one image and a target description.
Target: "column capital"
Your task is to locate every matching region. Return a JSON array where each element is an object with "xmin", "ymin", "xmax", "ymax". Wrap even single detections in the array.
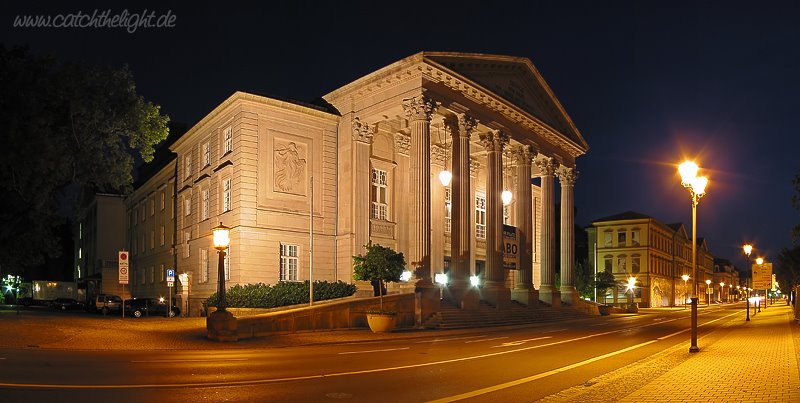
[
  {"xmin": 478, "ymin": 130, "xmax": 509, "ymax": 151},
  {"xmin": 556, "ymin": 166, "xmax": 579, "ymax": 186},
  {"xmin": 402, "ymin": 95, "xmax": 437, "ymax": 121},
  {"xmin": 394, "ymin": 132, "xmax": 411, "ymax": 155},
  {"xmin": 352, "ymin": 117, "xmax": 374, "ymax": 143},
  {"xmin": 443, "ymin": 114, "xmax": 477, "ymax": 137},
  {"xmin": 534, "ymin": 155, "xmax": 558, "ymax": 176},
  {"xmin": 513, "ymin": 145, "xmax": 535, "ymax": 166}
]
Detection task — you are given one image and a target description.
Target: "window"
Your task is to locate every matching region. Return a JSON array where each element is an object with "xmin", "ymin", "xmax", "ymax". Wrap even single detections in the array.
[
  {"xmin": 617, "ymin": 230, "xmax": 627, "ymax": 246},
  {"xmin": 150, "ymin": 230, "xmax": 154, "ymax": 249},
  {"xmin": 444, "ymin": 187, "xmax": 452, "ymax": 234},
  {"xmin": 140, "ymin": 268, "xmax": 146, "ymax": 285},
  {"xmin": 200, "ymin": 249, "xmax": 208, "ymax": 283},
  {"xmin": 184, "ymin": 194, "xmax": 191, "ymax": 216},
  {"xmin": 604, "ymin": 231, "xmax": 612, "ymax": 246},
  {"xmin": 631, "ymin": 229, "xmax": 640, "ymax": 246},
  {"xmin": 149, "ymin": 266, "xmax": 154, "ymax": 284},
  {"xmin": 184, "ymin": 154, "xmax": 192, "ymax": 179},
  {"xmin": 202, "ymin": 189, "xmax": 209, "ymax": 220},
  {"xmin": 604, "ymin": 256, "xmax": 613, "ymax": 272},
  {"xmin": 280, "ymin": 243, "xmax": 299, "ymax": 281},
  {"xmin": 224, "ymin": 247, "xmax": 230, "ymax": 281},
  {"xmin": 202, "ymin": 142, "xmax": 210, "ymax": 167},
  {"xmin": 150, "ymin": 199, "xmax": 154, "ymax": 216},
  {"xmin": 632, "ymin": 254, "xmax": 641, "ymax": 274},
  {"xmin": 617, "ymin": 255, "xmax": 627, "ymax": 273},
  {"xmin": 140, "ymin": 234, "xmax": 145, "ymax": 253},
  {"xmin": 371, "ymin": 169, "xmax": 388, "ymax": 220},
  {"xmin": 475, "ymin": 194, "xmax": 486, "ymax": 239},
  {"xmin": 160, "ymin": 192, "xmax": 165, "ymax": 211},
  {"xmin": 160, "ymin": 264, "xmax": 165, "ymax": 282},
  {"xmin": 132, "ymin": 237, "xmax": 137, "ymax": 255},
  {"xmin": 140, "ymin": 205, "xmax": 145, "ymax": 221},
  {"xmin": 223, "ymin": 178, "xmax": 232, "ymax": 212},
  {"xmin": 184, "ymin": 231, "xmax": 191, "ymax": 258},
  {"xmin": 223, "ymin": 126, "xmax": 232, "ymax": 155},
  {"xmin": 160, "ymin": 225, "xmax": 165, "ymax": 246}
]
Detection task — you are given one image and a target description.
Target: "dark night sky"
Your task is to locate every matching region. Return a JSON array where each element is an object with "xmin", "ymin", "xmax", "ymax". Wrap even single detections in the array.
[{"xmin": 3, "ymin": 1, "xmax": 799, "ymax": 267}]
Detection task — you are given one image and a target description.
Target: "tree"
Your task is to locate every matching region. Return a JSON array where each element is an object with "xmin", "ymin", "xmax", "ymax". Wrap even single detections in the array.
[
  {"xmin": 352, "ymin": 243, "xmax": 406, "ymax": 313},
  {"xmin": 595, "ymin": 270, "xmax": 618, "ymax": 305},
  {"xmin": 574, "ymin": 257, "xmax": 594, "ymax": 299},
  {"xmin": 776, "ymin": 245, "xmax": 800, "ymax": 294},
  {"xmin": 0, "ymin": 46, "xmax": 169, "ymax": 274}
]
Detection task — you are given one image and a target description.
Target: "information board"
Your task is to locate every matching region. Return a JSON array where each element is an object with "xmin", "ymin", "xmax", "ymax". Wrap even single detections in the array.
[{"xmin": 752, "ymin": 262, "xmax": 772, "ymax": 289}]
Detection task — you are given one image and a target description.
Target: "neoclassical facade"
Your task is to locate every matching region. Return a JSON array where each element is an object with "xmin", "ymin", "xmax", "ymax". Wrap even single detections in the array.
[{"xmin": 125, "ymin": 52, "xmax": 589, "ymax": 316}]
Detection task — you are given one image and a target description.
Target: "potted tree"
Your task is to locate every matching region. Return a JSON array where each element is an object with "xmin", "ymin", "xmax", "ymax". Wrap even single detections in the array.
[
  {"xmin": 353, "ymin": 243, "xmax": 406, "ymax": 333},
  {"xmin": 595, "ymin": 270, "xmax": 617, "ymax": 316}
]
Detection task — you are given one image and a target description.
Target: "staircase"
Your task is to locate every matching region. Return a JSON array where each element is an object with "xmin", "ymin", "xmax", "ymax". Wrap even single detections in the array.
[{"xmin": 423, "ymin": 300, "xmax": 590, "ymax": 329}]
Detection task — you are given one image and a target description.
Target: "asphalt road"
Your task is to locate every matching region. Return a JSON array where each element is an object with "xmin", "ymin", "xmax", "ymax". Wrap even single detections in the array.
[{"xmin": 0, "ymin": 303, "xmax": 748, "ymax": 402}]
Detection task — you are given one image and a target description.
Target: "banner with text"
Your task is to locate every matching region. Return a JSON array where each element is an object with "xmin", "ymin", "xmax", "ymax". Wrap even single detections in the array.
[
  {"xmin": 503, "ymin": 224, "xmax": 519, "ymax": 270},
  {"xmin": 752, "ymin": 262, "xmax": 772, "ymax": 289}
]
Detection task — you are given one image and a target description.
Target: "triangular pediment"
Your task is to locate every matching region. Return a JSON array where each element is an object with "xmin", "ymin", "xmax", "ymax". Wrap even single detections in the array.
[{"xmin": 424, "ymin": 52, "xmax": 587, "ymax": 150}]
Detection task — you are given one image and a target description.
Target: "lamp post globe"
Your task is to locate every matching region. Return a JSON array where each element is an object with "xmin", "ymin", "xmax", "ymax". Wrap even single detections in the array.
[{"xmin": 211, "ymin": 222, "xmax": 231, "ymax": 311}]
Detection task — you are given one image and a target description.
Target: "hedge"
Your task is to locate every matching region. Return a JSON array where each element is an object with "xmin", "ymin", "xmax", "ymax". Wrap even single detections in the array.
[{"xmin": 206, "ymin": 280, "xmax": 356, "ymax": 308}]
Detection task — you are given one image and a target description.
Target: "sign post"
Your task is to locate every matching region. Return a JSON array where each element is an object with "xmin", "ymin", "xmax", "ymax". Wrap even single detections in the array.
[
  {"xmin": 119, "ymin": 251, "xmax": 129, "ymax": 318},
  {"xmin": 167, "ymin": 268, "xmax": 175, "ymax": 318}
]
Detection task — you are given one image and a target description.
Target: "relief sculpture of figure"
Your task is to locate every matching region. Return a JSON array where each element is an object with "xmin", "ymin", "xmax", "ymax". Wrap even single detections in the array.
[{"xmin": 274, "ymin": 142, "xmax": 306, "ymax": 194}]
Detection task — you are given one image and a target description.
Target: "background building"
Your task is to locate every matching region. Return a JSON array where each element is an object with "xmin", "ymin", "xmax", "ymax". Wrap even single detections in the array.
[{"xmin": 74, "ymin": 193, "xmax": 128, "ymax": 300}]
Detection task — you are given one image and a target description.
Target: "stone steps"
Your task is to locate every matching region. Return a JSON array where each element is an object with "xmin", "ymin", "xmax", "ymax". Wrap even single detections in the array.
[{"xmin": 423, "ymin": 300, "xmax": 589, "ymax": 329}]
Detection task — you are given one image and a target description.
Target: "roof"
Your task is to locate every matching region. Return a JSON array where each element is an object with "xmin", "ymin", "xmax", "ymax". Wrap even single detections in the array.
[{"xmin": 592, "ymin": 211, "xmax": 653, "ymax": 223}]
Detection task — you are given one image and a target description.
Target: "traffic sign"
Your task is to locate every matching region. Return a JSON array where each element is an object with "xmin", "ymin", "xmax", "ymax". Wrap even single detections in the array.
[
  {"xmin": 167, "ymin": 268, "xmax": 175, "ymax": 282},
  {"xmin": 167, "ymin": 281, "xmax": 174, "ymax": 287},
  {"xmin": 119, "ymin": 251, "xmax": 129, "ymax": 284}
]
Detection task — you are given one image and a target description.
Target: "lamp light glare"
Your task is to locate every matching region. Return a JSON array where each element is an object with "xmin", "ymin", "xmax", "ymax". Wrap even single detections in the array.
[
  {"xmin": 400, "ymin": 270, "xmax": 413, "ymax": 282},
  {"xmin": 756, "ymin": 257, "xmax": 764, "ymax": 265},
  {"xmin": 212, "ymin": 222, "xmax": 231, "ymax": 251},
  {"xmin": 681, "ymin": 274, "xmax": 689, "ymax": 282},
  {"xmin": 501, "ymin": 190, "xmax": 513, "ymax": 205},
  {"xmin": 439, "ymin": 170, "xmax": 452, "ymax": 187},
  {"xmin": 692, "ymin": 176, "xmax": 708, "ymax": 195},
  {"xmin": 743, "ymin": 244, "xmax": 753, "ymax": 256},
  {"xmin": 705, "ymin": 279, "xmax": 711, "ymax": 285},
  {"xmin": 678, "ymin": 161, "xmax": 699, "ymax": 185},
  {"xmin": 470, "ymin": 275, "xmax": 480, "ymax": 287},
  {"xmin": 435, "ymin": 273, "xmax": 448, "ymax": 285}
]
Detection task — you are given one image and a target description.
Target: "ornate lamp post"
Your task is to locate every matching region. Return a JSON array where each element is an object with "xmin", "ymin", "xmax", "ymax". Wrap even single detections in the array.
[
  {"xmin": 212, "ymin": 222, "xmax": 231, "ymax": 311},
  {"xmin": 756, "ymin": 257, "xmax": 765, "ymax": 311},
  {"xmin": 719, "ymin": 282, "xmax": 725, "ymax": 304},
  {"xmin": 705, "ymin": 279, "xmax": 712, "ymax": 306},
  {"xmin": 682, "ymin": 274, "xmax": 690, "ymax": 309},
  {"xmin": 207, "ymin": 222, "xmax": 237, "ymax": 342},
  {"xmin": 743, "ymin": 244, "xmax": 753, "ymax": 319},
  {"xmin": 679, "ymin": 160, "xmax": 708, "ymax": 353}
]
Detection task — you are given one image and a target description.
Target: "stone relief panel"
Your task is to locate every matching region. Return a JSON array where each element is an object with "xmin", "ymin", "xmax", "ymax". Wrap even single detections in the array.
[{"xmin": 273, "ymin": 139, "xmax": 308, "ymax": 196}]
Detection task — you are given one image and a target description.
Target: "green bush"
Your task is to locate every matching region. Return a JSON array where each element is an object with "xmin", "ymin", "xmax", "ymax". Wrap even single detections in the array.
[{"xmin": 206, "ymin": 280, "xmax": 356, "ymax": 308}]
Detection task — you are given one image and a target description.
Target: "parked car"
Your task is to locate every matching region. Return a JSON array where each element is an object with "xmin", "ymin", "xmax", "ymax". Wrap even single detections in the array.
[
  {"xmin": 52, "ymin": 298, "xmax": 82, "ymax": 311},
  {"xmin": 124, "ymin": 298, "xmax": 180, "ymax": 318},
  {"xmin": 94, "ymin": 294, "xmax": 122, "ymax": 314}
]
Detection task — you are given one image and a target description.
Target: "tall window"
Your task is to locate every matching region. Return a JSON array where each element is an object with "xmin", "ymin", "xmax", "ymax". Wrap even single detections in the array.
[
  {"xmin": 160, "ymin": 192, "xmax": 165, "ymax": 210},
  {"xmin": 150, "ymin": 230, "xmax": 154, "ymax": 249},
  {"xmin": 184, "ymin": 154, "xmax": 192, "ymax": 179},
  {"xmin": 617, "ymin": 255, "xmax": 627, "ymax": 273},
  {"xmin": 444, "ymin": 187, "xmax": 452, "ymax": 233},
  {"xmin": 150, "ymin": 199, "xmax": 154, "ymax": 216},
  {"xmin": 617, "ymin": 230, "xmax": 627, "ymax": 246},
  {"xmin": 604, "ymin": 231, "xmax": 613, "ymax": 247},
  {"xmin": 160, "ymin": 225, "xmax": 165, "ymax": 246},
  {"xmin": 223, "ymin": 126, "xmax": 232, "ymax": 155},
  {"xmin": 202, "ymin": 189, "xmax": 209, "ymax": 220},
  {"xmin": 140, "ymin": 268, "xmax": 146, "ymax": 285},
  {"xmin": 184, "ymin": 194, "xmax": 191, "ymax": 216},
  {"xmin": 604, "ymin": 256, "xmax": 613, "ymax": 272},
  {"xmin": 280, "ymin": 243, "xmax": 299, "ymax": 281},
  {"xmin": 223, "ymin": 178, "xmax": 232, "ymax": 212},
  {"xmin": 160, "ymin": 264, "xmax": 165, "ymax": 282},
  {"xmin": 184, "ymin": 231, "xmax": 191, "ymax": 258},
  {"xmin": 149, "ymin": 266, "xmax": 154, "ymax": 284},
  {"xmin": 475, "ymin": 194, "xmax": 486, "ymax": 239},
  {"xmin": 371, "ymin": 169, "xmax": 388, "ymax": 220},
  {"xmin": 202, "ymin": 142, "xmax": 210, "ymax": 167},
  {"xmin": 632, "ymin": 254, "xmax": 641, "ymax": 274},
  {"xmin": 631, "ymin": 229, "xmax": 640, "ymax": 246},
  {"xmin": 200, "ymin": 249, "xmax": 208, "ymax": 283}
]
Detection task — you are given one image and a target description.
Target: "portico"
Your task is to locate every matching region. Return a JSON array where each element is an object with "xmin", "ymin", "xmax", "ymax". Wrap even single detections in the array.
[{"xmin": 323, "ymin": 52, "xmax": 588, "ymax": 318}]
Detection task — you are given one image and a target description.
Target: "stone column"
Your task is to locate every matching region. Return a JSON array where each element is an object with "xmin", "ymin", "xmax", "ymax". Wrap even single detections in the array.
[
  {"xmin": 402, "ymin": 95, "xmax": 439, "ymax": 325},
  {"xmin": 444, "ymin": 114, "xmax": 479, "ymax": 309},
  {"xmin": 534, "ymin": 156, "xmax": 558, "ymax": 304},
  {"xmin": 557, "ymin": 165, "xmax": 579, "ymax": 304},
  {"xmin": 479, "ymin": 129, "xmax": 510, "ymax": 309},
  {"xmin": 512, "ymin": 145, "xmax": 538, "ymax": 307},
  {"xmin": 431, "ymin": 143, "xmax": 446, "ymax": 280},
  {"xmin": 351, "ymin": 118, "xmax": 374, "ymax": 297},
  {"xmin": 394, "ymin": 132, "xmax": 411, "ymax": 259}
]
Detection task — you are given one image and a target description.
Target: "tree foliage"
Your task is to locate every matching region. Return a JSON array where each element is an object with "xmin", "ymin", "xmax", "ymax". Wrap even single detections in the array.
[
  {"xmin": 206, "ymin": 281, "xmax": 356, "ymax": 308},
  {"xmin": 0, "ymin": 46, "xmax": 169, "ymax": 273},
  {"xmin": 352, "ymin": 243, "xmax": 405, "ymax": 312},
  {"xmin": 776, "ymin": 245, "xmax": 800, "ymax": 291},
  {"xmin": 595, "ymin": 270, "xmax": 618, "ymax": 305}
]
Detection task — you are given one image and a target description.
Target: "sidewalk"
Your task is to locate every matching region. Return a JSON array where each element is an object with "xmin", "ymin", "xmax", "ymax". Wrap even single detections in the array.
[{"xmin": 540, "ymin": 303, "xmax": 800, "ymax": 402}]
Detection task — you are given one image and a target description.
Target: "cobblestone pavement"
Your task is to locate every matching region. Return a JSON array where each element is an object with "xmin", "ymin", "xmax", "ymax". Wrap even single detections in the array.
[{"xmin": 538, "ymin": 303, "xmax": 800, "ymax": 403}]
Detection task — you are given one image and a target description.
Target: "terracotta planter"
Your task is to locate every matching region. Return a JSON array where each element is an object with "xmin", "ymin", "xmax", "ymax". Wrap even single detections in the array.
[{"xmin": 366, "ymin": 313, "xmax": 396, "ymax": 333}]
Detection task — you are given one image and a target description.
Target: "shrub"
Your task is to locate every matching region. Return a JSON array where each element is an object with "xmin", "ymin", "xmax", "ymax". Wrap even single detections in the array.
[{"xmin": 206, "ymin": 280, "xmax": 356, "ymax": 308}]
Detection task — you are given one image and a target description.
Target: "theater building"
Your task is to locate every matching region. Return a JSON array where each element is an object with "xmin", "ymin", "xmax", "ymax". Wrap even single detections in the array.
[{"xmin": 126, "ymin": 52, "xmax": 589, "ymax": 316}]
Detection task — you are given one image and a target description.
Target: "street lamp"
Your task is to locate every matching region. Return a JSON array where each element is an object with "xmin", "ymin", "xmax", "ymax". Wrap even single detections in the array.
[
  {"xmin": 626, "ymin": 276, "xmax": 637, "ymax": 311},
  {"xmin": 212, "ymin": 222, "xmax": 231, "ymax": 312},
  {"xmin": 743, "ymin": 244, "xmax": 753, "ymax": 319},
  {"xmin": 719, "ymin": 282, "xmax": 725, "ymax": 304},
  {"xmin": 681, "ymin": 274, "xmax": 689, "ymax": 309},
  {"xmin": 679, "ymin": 160, "xmax": 708, "ymax": 353},
  {"xmin": 705, "ymin": 279, "xmax": 711, "ymax": 306},
  {"xmin": 755, "ymin": 257, "xmax": 765, "ymax": 311}
]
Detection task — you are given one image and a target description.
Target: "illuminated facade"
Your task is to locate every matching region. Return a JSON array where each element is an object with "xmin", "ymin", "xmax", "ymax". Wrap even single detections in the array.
[{"xmin": 127, "ymin": 52, "xmax": 589, "ymax": 316}]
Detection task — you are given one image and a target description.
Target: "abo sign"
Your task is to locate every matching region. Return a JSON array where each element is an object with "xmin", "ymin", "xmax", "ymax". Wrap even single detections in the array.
[
  {"xmin": 118, "ymin": 251, "xmax": 129, "ymax": 284},
  {"xmin": 503, "ymin": 224, "xmax": 519, "ymax": 270}
]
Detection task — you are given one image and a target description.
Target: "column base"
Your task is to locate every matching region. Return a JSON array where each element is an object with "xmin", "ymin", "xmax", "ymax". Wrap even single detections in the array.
[
  {"xmin": 444, "ymin": 283, "xmax": 480, "ymax": 310},
  {"xmin": 480, "ymin": 283, "xmax": 511, "ymax": 310},
  {"xmin": 415, "ymin": 286, "xmax": 441, "ymax": 327},
  {"xmin": 207, "ymin": 309, "xmax": 238, "ymax": 342},
  {"xmin": 539, "ymin": 285, "xmax": 555, "ymax": 305},
  {"xmin": 512, "ymin": 288, "xmax": 539, "ymax": 308},
  {"xmin": 560, "ymin": 286, "xmax": 578, "ymax": 305}
]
